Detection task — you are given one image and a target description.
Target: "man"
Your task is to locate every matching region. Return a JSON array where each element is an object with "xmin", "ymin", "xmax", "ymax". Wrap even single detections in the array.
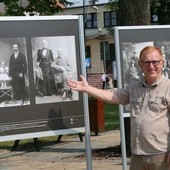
[
  {"xmin": 67, "ymin": 46, "xmax": 170, "ymax": 170},
  {"xmin": 9, "ymin": 43, "xmax": 27, "ymax": 104},
  {"xmin": 52, "ymin": 48, "xmax": 72, "ymax": 99},
  {"xmin": 37, "ymin": 40, "xmax": 54, "ymax": 96},
  {"xmin": 101, "ymin": 73, "xmax": 109, "ymax": 90}
]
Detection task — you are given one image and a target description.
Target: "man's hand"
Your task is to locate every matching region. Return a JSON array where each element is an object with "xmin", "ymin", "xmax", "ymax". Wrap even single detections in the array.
[{"xmin": 67, "ymin": 75, "xmax": 89, "ymax": 92}]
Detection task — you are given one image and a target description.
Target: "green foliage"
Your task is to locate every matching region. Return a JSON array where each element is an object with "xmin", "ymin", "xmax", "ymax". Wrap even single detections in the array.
[
  {"xmin": 0, "ymin": 0, "xmax": 73, "ymax": 16},
  {"xmin": 106, "ymin": 0, "xmax": 119, "ymax": 11},
  {"xmin": 3, "ymin": 0, "xmax": 24, "ymax": 16},
  {"xmin": 151, "ymin": 0, "xmax": 170, "ymax": 24}
]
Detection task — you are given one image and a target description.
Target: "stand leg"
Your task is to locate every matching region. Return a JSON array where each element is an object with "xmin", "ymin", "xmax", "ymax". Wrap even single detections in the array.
[
  {"xmin": 95, "ymin": 131, "xmax": 98, "ymax": 136},
  {"xmin": 57, "ymin": 135, "xmax": 63, "ymax": 142},
  {"xmin": 57, "ymin": 134, "xmax": 83, "ymax": 142},
  {"xmin": 11, "ymin": 138, "xmax": 40, "ymax": 152},
  {"xmin": 78, "ymin": 133, "xmax": 83, "ymax": 142},
  {"xmin": 11, "ymin": 140, "xmax": 20, "ymax": 151},
  {"xmin": 33, "ymin": 138, "xmax": 40, "ymax": 152}
]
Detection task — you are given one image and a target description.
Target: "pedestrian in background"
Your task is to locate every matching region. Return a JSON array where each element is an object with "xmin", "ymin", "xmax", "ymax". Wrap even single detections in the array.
[{"xmin": 101, "ymin": 73, "xmax": 109, "ymax": 90}]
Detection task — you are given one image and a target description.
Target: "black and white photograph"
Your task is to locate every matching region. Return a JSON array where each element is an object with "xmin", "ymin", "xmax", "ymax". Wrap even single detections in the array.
[
  {"xmin": 156, "ymin": 41, "xmax": 170, "ymax": 79},
  {"xmin": 31, "ymin": 36, "xmax": 79, "ymax": 104},
  {"xmin": 0, "ymin": 38, "xmax": 30, "ymax": 107},
  {"xmin": 122, "ymin": 41, "xmax": 154, "ymax": 87},
  {"xmin": 121, "ymin": 41, "xmax": 154, "ymax": 112}
]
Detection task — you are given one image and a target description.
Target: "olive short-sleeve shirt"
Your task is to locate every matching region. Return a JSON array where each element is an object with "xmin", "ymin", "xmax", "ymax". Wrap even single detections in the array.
[{"xmin": 116, "ymin": 75, "xmax": 170, "ymax": 155}]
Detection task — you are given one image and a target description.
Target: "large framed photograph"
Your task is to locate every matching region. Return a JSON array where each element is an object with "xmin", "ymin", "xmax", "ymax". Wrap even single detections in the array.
[
  {"xmin": 0, "ymin": 16, "xmax": 85, "ymax": 141},
  {"xmin": 31, "ymin": 36, "xmax": 78, "ymax": 104},
  {"xmin": 114, "ymin": 25, "xmax": 170, "ymax": 115}
]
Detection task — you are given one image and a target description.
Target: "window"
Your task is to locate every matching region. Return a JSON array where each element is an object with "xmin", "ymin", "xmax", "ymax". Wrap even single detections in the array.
[
  {"xmin": 151, "ymin": 14, "xmax": 158, "ymax": 24},
  {"xmin": 85, "ymin": 46, "xmax": 91, "ymax": 68},
  {"xmin": 104, "ymin": 11, "xmax": 117, "ymax": 27},
  {"xmin": 86, "ymin": 46, "xmax": 91, "ymax": 58},
  {"xmin": 86, "ymin": 13, "xmax": 97, "ymax": 28},
  {"xmin": 100, "ymin": 42, "xmax": 109, "ymax": 60}
]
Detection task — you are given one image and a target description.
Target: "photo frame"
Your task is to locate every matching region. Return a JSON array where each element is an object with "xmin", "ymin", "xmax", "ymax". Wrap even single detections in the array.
[
  {"xmin": 115, "ymin": 25, "xmax": 170, "ymax": 115},
  {"xmin": 114, "ymin": 25, "xmax": 170, "ymax": 170},
  {"xmin": 0, "ymin": 16, "xmax": 86, "ymax": 142}
]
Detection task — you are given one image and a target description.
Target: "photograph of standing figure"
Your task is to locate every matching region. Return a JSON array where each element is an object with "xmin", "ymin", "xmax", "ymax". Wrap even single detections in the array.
[
  {"xmin": 31, "ymin": 36, "xmax": 78, "ymax": 104},
  {"xmin": 37, "ymin": 39, "xmax": 54, "ymax": 96},
  {"xmin": 9, "ymin": 43, "xmax": 28, "ymax": 105},
  {"xmin": 0, "ymin": 38, "xmax": 30, "ymax": 107}
]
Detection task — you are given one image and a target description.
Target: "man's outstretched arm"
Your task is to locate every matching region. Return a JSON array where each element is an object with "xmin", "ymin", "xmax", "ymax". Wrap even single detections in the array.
[{"xmin": 67, "ymin": 75, "xmax": 120, "ymax": 104}]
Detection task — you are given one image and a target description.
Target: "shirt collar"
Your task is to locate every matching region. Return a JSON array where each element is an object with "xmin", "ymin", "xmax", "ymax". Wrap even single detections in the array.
[{"xmin": 141, "ymin": 75, "xmax": 165, "ymax": 88}]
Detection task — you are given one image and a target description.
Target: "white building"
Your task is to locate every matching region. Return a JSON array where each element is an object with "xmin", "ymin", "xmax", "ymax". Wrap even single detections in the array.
[{"xmin": 58, "ymin": 1, "xmax": 117, "ymax": 76}]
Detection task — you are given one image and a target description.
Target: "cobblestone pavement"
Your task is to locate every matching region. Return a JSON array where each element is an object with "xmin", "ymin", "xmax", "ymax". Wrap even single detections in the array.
[{"xmin": 0, "ymin": 130, "xmax": 130, "ymax": 170}]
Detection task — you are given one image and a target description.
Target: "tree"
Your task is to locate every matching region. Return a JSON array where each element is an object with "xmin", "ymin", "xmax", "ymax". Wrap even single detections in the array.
[
  {"xmin": 118, "ymin": 0, "xmax": 151, "ymax": 25},
  {"xmin": 107, "ymin": 0, "xmax": 170, "ymax": 26},
  {"xmin": 107, "ymin": 0, "xmax": 151, "ymax": 26},
  {"xmin": 0, "ymin": 0, "xmax": 73, "ymax": 16},
  {"xmin": 151, "ymin": 0, "xmax": 170, "ymax": 24}
]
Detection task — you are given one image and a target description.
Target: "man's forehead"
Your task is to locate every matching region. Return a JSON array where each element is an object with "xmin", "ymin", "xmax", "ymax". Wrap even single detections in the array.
[{"xmin": 141, "ymin": 50, "xmax": 162, "ymax": 60}]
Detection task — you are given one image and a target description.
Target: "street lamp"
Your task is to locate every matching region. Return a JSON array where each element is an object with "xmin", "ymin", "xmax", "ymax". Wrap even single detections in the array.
[
  {"xmin": 92, "ymin": 5, "xmax": 102, "ymax": 32},
  {"xmin": 92, "ymin": 5, "xmax": 98, "ymax": 10}
]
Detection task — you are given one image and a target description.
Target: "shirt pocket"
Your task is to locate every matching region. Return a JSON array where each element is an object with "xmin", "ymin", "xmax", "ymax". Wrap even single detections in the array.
[
  {"xmin": 149, "ymin": 96, "xmax": 166, "ymax": 115},
  {"xmin": 130, "ymin": 96, "xmax": 142, "ymax": 113}
]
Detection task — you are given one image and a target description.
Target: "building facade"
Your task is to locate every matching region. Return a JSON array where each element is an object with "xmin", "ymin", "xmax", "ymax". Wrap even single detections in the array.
[{"xmin": 57, "ymin": 3, "xmax": 117, "ymax": 76}]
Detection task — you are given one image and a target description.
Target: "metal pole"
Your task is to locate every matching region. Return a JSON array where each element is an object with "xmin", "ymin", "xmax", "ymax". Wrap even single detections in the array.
[
  {"xmin": 81, "ymin": 2, "xmax": 93, "ymax": 169},
  {"xmin": 79, "ymin": 16, "xmax": 93, "ymax": 170},
  {"xmin": 83, "ymin": 0, "xmax": 86, "ymax": 41},
  {"xmin": 114, "ymin": 27, "xmax": 127, "ymax": 170},
  {"xmin": 103, "ymin": 43, "xmax": 107, "ymax": 90}
]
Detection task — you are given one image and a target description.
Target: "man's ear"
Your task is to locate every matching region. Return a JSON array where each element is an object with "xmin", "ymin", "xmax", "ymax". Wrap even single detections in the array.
[
  {"xmin": 138, "ymin": 60, "xmax": 141, "ymax": 67},
  {"xmin": 162, "ymin": 59, "xmax": 164, "ymax": 66}
]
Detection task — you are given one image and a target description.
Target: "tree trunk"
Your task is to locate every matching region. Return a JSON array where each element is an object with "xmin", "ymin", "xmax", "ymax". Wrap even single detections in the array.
[{"xmin": 118, "ymin": 0, "xmax": 151, "ymax": 25}]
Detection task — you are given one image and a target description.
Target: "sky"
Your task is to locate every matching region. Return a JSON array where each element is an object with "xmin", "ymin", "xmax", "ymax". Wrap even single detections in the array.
[{"xmin": 68, "ymin": 0, "xmax": 109, "ymax": 7}]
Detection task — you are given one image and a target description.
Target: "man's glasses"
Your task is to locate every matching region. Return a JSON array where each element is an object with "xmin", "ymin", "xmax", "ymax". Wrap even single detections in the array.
[{"xmin": 140, "ymin": 60, "xmax": 162, "ymax": 66}]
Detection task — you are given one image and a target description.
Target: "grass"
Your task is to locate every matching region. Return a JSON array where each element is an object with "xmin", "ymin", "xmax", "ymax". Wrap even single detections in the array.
[
  {"xmin": 104, "ymin": 103, "xmax": 120, "ymax": 131},
  {"xmin": 0, "ymin": 136, "xmax": 58, "ymax": 150}
]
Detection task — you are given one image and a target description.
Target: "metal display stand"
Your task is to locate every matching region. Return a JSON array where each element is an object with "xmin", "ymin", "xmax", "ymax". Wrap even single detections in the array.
[
  {"xmin": 57, "ymin": 133, "xmax": 83, "ymax": 142},
  {"xmin": 0, "ymin": 16, "xmax": 92, "ymax": 170},
  {"xmin": 11, "ymin": 133, "xmax": 84, "ymax": 152},
  {"xmin": 11, "ymin": 138, "xmax": 40, "ymax": 152}
]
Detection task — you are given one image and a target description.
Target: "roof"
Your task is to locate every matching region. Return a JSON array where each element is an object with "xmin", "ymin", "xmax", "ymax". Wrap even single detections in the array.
[{"xmin": 68, "ymin": 0, "xmax": 109, "ymax": 7}]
